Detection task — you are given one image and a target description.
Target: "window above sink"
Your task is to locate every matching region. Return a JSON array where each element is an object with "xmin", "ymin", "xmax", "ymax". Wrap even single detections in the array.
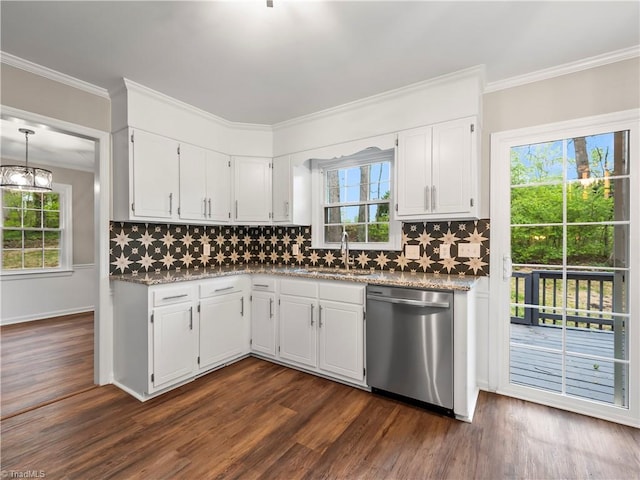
[{"xmin": 310, "ymin": 146, "xmax": 401, "ymax": 251}]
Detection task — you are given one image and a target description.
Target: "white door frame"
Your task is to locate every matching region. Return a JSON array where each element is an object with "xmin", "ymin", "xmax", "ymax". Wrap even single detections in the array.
[
  {"xmin": 1, "ymin": 105, "xmax": 113, "ymax": 385},
  {"xmin": 489, "ymin": 108, "xmax": 640, "ymax": 427}
]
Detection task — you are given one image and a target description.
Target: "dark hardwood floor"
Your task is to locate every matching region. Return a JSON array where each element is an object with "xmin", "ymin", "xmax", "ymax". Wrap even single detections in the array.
[
  {"xmin": 1, "ymin": 356, "xmax": 639, "ymax": 479},
  {"xmin": 0, "ymin": 312, "xmax": 95, "ymax": 419}
]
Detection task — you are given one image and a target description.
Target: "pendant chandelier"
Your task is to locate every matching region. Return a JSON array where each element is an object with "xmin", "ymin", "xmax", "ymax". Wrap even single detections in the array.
[{"xmin": 0, "ymin": 128, "xmax": 53, "ymax": 192}]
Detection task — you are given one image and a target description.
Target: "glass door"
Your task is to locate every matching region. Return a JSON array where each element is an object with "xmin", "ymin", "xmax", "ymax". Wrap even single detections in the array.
[
  {"xmin": 509, "ymin": 131, "xmax": 630, "ymax": 406},
  {"xmin": 491, "ymin": 112, "xmax": 638, "ymax": 424}
]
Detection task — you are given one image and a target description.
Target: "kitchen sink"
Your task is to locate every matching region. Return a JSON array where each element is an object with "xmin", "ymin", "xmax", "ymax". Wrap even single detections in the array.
[{"xmin": 300, "ymin": 267, "xmax": 374, "ymax": 277}]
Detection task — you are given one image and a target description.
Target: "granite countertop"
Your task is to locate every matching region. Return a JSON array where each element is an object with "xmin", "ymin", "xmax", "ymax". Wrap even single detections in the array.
[{"xmin": 110, "ymin": 265, "xmax": 479, "ymax": 291}]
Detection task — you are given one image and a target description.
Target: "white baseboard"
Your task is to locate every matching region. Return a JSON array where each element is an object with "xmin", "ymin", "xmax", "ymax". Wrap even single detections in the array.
[{"xmin": 1, "ymin": 306, "xmax": 94, "ymax": 326}]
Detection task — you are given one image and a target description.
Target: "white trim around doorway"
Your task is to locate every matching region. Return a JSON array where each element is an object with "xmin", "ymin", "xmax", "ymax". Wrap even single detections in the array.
[{"xmin": 1, "ymin": 105, "xmax": 113, "ymax": 386}]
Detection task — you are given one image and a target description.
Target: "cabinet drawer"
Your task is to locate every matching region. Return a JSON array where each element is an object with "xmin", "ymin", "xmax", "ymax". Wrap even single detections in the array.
[
  {"xmin": 252, "ymin": 276, "xmax": 276, "ymax": 292},
  {"xmin": 152, "ymin": 285, "xmax": 194, "ymax": 307},
  {"xmin": 319, "ymin": 282, "xmax": 365, "ymax": 304},
  {"xmin": 280, "ymin": 278, "xmax": 317, "ymax": 298},
  {"xmin": 200, "ymin": 277, "xmax": 244, "ymax": 298}
]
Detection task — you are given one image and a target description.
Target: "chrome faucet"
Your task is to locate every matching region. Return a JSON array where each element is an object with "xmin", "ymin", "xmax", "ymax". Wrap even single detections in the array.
[{"xmin": 341, "ymin": 230, "xmax": 354, "ymax": 270}]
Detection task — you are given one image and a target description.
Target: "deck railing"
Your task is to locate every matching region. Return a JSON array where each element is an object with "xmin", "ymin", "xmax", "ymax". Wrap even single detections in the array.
[{"xmin": 511, "ymin": 270, "xmax": 615, "ymax": 330}]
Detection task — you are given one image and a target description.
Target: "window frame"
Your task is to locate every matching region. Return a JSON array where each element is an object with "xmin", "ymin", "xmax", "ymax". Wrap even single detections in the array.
[
  {"xmin": 1, "ymin": 183, "xmax": 73, "ymax": 276},
  {"xmin": 311, "ymin": 147, "xmax": 401, "ymax": 251}
]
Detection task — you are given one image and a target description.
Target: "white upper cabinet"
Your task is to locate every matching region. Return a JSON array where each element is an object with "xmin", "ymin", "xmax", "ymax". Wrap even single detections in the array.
[
  {"xmin": 233, "ymin": 156, "xmax": 272, "ymax": 223},
  {"xmin": 179, "ymin": 144, "xmax": 231, "ymax": 223},
  {"xmin": 396, "ymin": 116, "xmax": 478, "ymax": 220},
  {"xmin": 112, "ymin": 128, "xmax": 180, "ymax": 221},
  {"xmin": 272, "ymin": 155, "xmax": 311, "ymax": 225}
]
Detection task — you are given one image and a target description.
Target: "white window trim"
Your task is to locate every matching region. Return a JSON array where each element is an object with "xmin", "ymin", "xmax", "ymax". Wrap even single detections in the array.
[
  {"xmin": 1, "ymin": 182, "xmax": 73, "ymax": 277},
  {"xmin": 311, "ymin": 147, "xmax": 401, "ymax": 251}
]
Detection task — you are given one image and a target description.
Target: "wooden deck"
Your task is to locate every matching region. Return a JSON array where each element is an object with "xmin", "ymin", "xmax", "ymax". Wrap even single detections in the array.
[{"xmin": 510, "ymin": 324, "xmax": 624, "ymax": 405}]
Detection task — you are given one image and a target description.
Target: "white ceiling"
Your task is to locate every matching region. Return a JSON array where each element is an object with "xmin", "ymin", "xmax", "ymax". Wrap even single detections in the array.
[
  {"xmin": 1, "ymin": 1, "xmax": 639, "ymax": 126},
  {"xmin": 0, "ymin": 119, "xmax": 96, "ymax": 172},
  {"xmin": 0, "ymin": 1, "xmax": 638, "ymax": 170}
]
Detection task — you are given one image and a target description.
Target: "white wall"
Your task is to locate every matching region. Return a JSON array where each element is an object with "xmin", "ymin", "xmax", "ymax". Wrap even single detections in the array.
[
  {"xmin": 272, "ymin": 66, "xmax": 483, "ymax": 156},
  {"xmin": 1, "ymin": 264, "xmax": 96, "ymax": 325}
]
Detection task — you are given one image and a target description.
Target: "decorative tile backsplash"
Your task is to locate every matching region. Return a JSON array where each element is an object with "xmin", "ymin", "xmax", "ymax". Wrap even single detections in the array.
[{"xmin": 110, "ymin": 220, "xmax": 489, "ymax": 277}]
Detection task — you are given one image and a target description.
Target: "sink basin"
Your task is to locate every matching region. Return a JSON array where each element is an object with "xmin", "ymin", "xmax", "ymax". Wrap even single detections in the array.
[{"xmin": 302, "ymin": 268, "xmax": 373, "ymax": 277}]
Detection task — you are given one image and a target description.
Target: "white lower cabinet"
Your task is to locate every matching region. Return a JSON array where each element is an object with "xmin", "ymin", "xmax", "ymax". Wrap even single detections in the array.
[
  {"xmin": 152, "ymin": 300, "xmax": 198, "ymax": 390},
  {"xmin": 318, "ymin": 300, "xmax": 364, "ymax": 382},
  {"xmin": 278, "ymin": 279, "xmax": 318, "ymax": 368},
  {"xmin": 113, "ymin": 277, "xmax": 250, "ymax": 400},
  {"xmin": 250, "ymin": 276, "xmax": 277, "ymax": 358},
  {"xmin": 275, "ymin": 278, "xmax": 366, "ymax": 386},
  {"xmin": 198, "ymin": 277, "xmax": 249, "ymax": 371},
  {"xmin": 113, "ymin": 274, "xmax": 366, "ymax": 400}
]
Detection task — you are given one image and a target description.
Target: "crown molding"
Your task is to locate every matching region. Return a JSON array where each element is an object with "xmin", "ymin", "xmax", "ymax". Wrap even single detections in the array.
[
  {"xmin": 272, "ymin": 65, "xmax": 486, "ymax": 131},
  {"xmin": 1, "ymin": 51, "xmax": 110, "ymax": 99},
  {"xmin": 120, "ymin": 78, "xmax": 272, "ymax": 132},
  {"xmin": 484, "ymin": 45, "xmax": 640, "ymax": 94}
]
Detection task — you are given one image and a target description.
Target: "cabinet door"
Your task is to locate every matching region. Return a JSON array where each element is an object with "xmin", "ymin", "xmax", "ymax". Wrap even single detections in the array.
[
  {"xmin": 396, "ymin": 126, "xmax": 432, "ymax": 216},
  {"xmin": 272, "ymin": 155, "xmax": 291, "ymax": 222},
  {"xmin": 318, "ymin": 301, "xmax": 364, "ymax": 382},
  {"xmin": 251, "ymin": 291, "xmax": 276, "ymax": 357},
  {"xmin": 152, "ymin": 303, "xmax": 196, "ymax": 389},
  {"xmin": 179, "ymin": 143, "xmax": 208, "ymax": 221},
  {"xmin": 132, "ymin": 129, "xmax": 179, "ymax": 219},
  {"xmin": 206, "ymin": 150, "xmax": 232, "ymax": 223},
  {"xmin": 279, "ymin": 295, "xmax": 317, "ymax": 368},
  {"xmin": 431, "ymin": 118, "xmax": 473, "ymax": 215},
  {"xmin": 234, "ymin": 157, "xmax": 272, "ymax": 223},
  {"xmin": 199, "ymin": 292, "xmax": 247, "ymax": 370}
]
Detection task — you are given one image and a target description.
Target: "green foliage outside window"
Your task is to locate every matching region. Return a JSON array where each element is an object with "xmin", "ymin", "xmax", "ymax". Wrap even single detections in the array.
[{"xmin": 1, "ymin": 190, "xmax": 62, "ymax": 270}]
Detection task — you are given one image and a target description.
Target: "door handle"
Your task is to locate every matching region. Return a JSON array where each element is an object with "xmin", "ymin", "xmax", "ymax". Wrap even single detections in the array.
[
  {"xmin": 241, "ymin": 297, "xmax": 244, "ymax": 317},
  {"xmin": 425, "ymin": 186, "xmax": 430, "ymax": 211},
  {"xmin": 503, "ymin": 255, "xmax": 512, "ymax": 281},
  {"xmin": 310, "ymin": 303, "xmax": 314, "ymax": 326},
  {"xmin": 203, "ymin": 198, "xmax": 207, "ymax": 217},
  {"xmin": 189, "ymin": 306, "xmax": 193, "ymax": 330},
  {"xmin": 235, "ymin": 200, "xmax": 238, "ymax": 219},
  {"xmin": 169, "ymin": 193, "xmax": 173, "ymax": 215},
  {"xmin": 208, "ymin": 198, "xmax": 212, "ymax": 218},
  {"xmin": 269, "ymin": 298, "xmax": 273, "ymax": 318},
  {"xmin": 319, "ymin": 305, "xmax": 323, "ymax": 328},
  {"xmin": 431, "ymin": 186, "xmax": 436, "ymax": 210}
]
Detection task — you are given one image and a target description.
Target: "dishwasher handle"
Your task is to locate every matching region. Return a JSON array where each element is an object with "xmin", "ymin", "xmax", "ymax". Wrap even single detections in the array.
[{"xmin": 367, "ymin": 295, "xmax": 449, "ymax": 309}]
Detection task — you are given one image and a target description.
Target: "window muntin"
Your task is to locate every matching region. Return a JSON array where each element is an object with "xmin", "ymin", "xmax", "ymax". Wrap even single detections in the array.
[
  {"xmin": 323, "ymin": 161, "xmax": 391, "ymax": 244},
  {"xmin": 1, "ymin": 185, "xmax": 70, "ymax": 272}
]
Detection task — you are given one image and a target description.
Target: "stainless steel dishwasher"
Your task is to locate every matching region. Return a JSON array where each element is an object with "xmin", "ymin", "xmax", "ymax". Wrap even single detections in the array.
[{"xmin": 366, "ymin": 285, "xmax": 453, "ymax": 413}]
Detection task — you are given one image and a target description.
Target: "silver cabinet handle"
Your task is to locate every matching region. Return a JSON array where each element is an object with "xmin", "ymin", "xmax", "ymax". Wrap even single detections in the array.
[
  {"xmin": 235, "ymin": 200, "xmax": 238, "ymax": 218},
  {"xmin": 432, "ymin": 185, "xmax": 436, "ymax": 211},
  {"xmin": 203, "ymin": 198, "xmax": 207, "ymax": 217},
  {"xmin": 162, "ymin": 294, "xmax": 188, "ymax": 300},
  {"xmin": 241, "ymin": 297, "xmax": 244, "ymax": 317},
  {"xmin": 169, "ymin": 193, "xmax": 173, "ymax": 215},
  {"xmin": 214, "ymin": 286, "xmax": 234, "ymax": 292},
  {"xmin": 208, "ymin": 198, "xmax": 212, "ymax": 218},
  {"xmin": 285, "ymin": 201, "xmax": 289, "ymax": 217},
  {"xmin": 319, "ymin": 304, "xmax": 323, "ymax": 328},
  {"xmin": 425, "ymin": 185, "xmax": 430, "ymax": 211},
  {"xmin": 254, "ymin": 283, "xmax": 270, "ymax": 288},
  {"xmin": 269, "ymin": 298, "xmax": 273, "ymax": 318},
  {"xmin": 310, "ymin": 304, "xmax": 314, "ymax": 326},
  {"xmin": 189, "ymin": 306, "xmax": 193, "ymax": 330}
]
